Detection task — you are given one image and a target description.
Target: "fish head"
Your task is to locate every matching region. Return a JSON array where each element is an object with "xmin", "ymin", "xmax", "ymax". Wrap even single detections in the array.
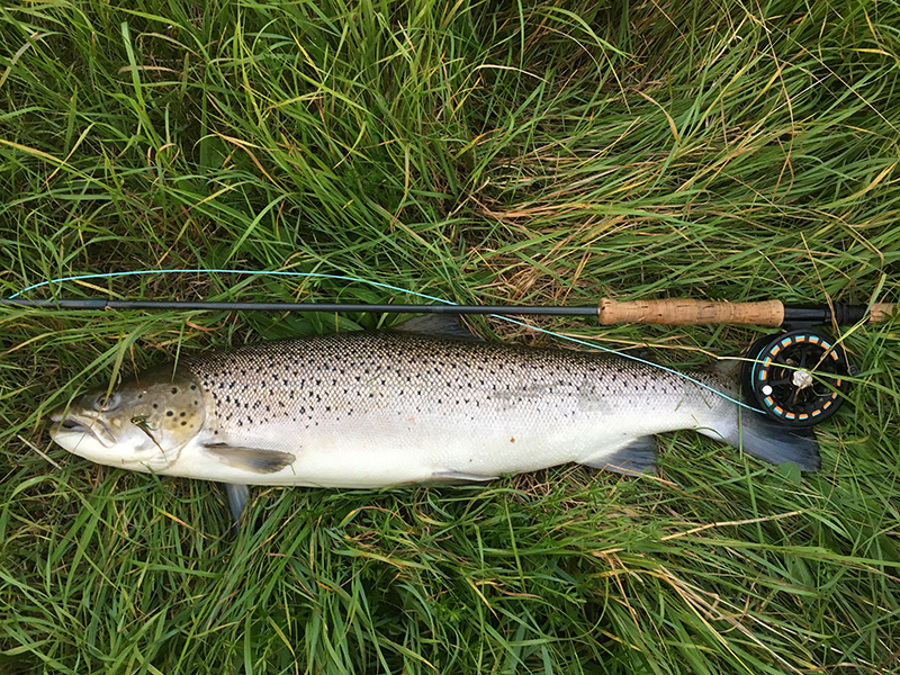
[{"xmin": 49, "ymin": 366, "xmax": 205, "ymax": 472}]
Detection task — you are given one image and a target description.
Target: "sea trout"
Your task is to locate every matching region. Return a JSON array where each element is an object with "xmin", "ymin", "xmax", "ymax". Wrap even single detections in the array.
[{"xmin": 49, "ymin": 318, "xmax": 819, "ymax": 521}]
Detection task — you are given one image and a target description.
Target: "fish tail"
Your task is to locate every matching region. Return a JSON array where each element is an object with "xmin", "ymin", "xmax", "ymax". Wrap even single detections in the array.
[{"xmin": 701, "ymin": 410, "xmax": 821, "ymax": 472}]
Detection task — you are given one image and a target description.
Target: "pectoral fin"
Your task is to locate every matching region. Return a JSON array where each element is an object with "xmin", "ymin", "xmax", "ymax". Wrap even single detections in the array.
[{"xmin": 204, "ymin": 444, "xmax": 295, "ymax": 473}]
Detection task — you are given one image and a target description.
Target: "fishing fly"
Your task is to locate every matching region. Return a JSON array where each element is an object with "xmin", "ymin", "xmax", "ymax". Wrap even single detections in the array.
[{"xmin": 130, "ymin": 415, "xmax": 168, "ymax": 459}]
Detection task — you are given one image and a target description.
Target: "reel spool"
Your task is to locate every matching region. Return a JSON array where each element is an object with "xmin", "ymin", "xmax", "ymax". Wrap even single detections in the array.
[{"xmin": 741, "ymin": 329, "xmax": 854, "ymax": 427}]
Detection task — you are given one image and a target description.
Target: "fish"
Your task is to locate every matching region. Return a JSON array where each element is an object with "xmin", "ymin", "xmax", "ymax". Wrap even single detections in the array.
[{"xmin": 49, "ymin": 317, "xmax": 820, "ymax": 526}]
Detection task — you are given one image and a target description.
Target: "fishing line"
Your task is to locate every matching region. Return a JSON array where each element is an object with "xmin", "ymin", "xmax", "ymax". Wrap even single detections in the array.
[
  {"xmin": 8, "ymin": 268, "xmax": 777, "ymax": 414},
  {"xmin": 9, "ymin": 269, "xmax": 455, "ymax": 305}
]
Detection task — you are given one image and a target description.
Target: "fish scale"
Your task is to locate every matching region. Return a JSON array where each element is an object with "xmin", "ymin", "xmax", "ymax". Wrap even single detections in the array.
[
  {"xmin": 189, "ymin": 333, "xmax": 680, "ymax": 456},
  {"xmin": 50, "ymin": 325, "xmax": 821, "ymax": 500},
  {"xmin": 171, "ymin": 331, "xmax": 761, "ymax": 485}
]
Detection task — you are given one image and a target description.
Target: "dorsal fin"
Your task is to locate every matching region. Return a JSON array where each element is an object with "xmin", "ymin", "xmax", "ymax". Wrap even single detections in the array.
[{"xmin": 392, "ymin": 315, "xmax": 482, "ymax": 341}]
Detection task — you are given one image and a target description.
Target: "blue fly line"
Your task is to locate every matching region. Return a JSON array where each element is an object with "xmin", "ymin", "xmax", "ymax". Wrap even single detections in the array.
[{"xmin": 8, "ymin": 268, "xmax": 761, "ymax": 413}]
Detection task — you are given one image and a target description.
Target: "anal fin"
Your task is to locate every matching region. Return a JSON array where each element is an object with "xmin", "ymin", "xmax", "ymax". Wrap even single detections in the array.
[
  {"xmin": 580, "ymin": 437, "xmax": 658, "ymax": 476},
  {"xmin": 204, "ymin": 444, "xmax": 295, "ymax": 473}
]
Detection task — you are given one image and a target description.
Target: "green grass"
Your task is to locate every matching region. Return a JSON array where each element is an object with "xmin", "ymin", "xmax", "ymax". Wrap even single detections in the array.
[{"xmin": 1, "ymin": 0, "xmax": 899, "ymax": 672}]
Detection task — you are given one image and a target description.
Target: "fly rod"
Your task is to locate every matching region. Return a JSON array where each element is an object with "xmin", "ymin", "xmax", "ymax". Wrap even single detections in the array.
[{"xmin": 0, "ymin": 297, "xmax": 894, "ymax": 327}]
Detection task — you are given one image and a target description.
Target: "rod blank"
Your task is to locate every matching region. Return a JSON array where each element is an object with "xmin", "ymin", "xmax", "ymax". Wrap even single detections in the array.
[{"xmin": 0, "ymin": 298, "xmax": 599, "ymax": 316}]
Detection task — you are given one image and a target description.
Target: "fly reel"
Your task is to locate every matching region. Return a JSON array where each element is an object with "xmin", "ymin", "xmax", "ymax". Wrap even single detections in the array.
[{"xmin": 741, "ymin": 329, "xmax": 855, "ymax": 427}]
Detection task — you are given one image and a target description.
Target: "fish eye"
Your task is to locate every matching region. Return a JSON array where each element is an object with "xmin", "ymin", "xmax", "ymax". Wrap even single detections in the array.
[{"xmin": 92, "ymin": 392, "xmax": 121, "ymax": 412}]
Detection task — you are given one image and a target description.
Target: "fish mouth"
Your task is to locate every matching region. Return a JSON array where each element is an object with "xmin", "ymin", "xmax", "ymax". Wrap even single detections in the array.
[{"xmin": 50, "ymin": 410, "xmax": 117, "ymax": 448}]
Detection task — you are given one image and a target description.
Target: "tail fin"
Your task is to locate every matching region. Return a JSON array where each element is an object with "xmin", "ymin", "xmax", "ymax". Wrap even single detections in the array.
[{"xmin": 710, "ymin": 412, "xmax": 821, "ymax": 472}]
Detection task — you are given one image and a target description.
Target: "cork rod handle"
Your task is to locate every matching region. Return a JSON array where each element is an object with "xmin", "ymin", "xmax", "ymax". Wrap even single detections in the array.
[
  {"xmin": 868, "ymin": 303, "xmax": 897, "ymax": 323},
  {"xmin": 598, "ymin": 299, "xmax": 786, "ymax": 327}
]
